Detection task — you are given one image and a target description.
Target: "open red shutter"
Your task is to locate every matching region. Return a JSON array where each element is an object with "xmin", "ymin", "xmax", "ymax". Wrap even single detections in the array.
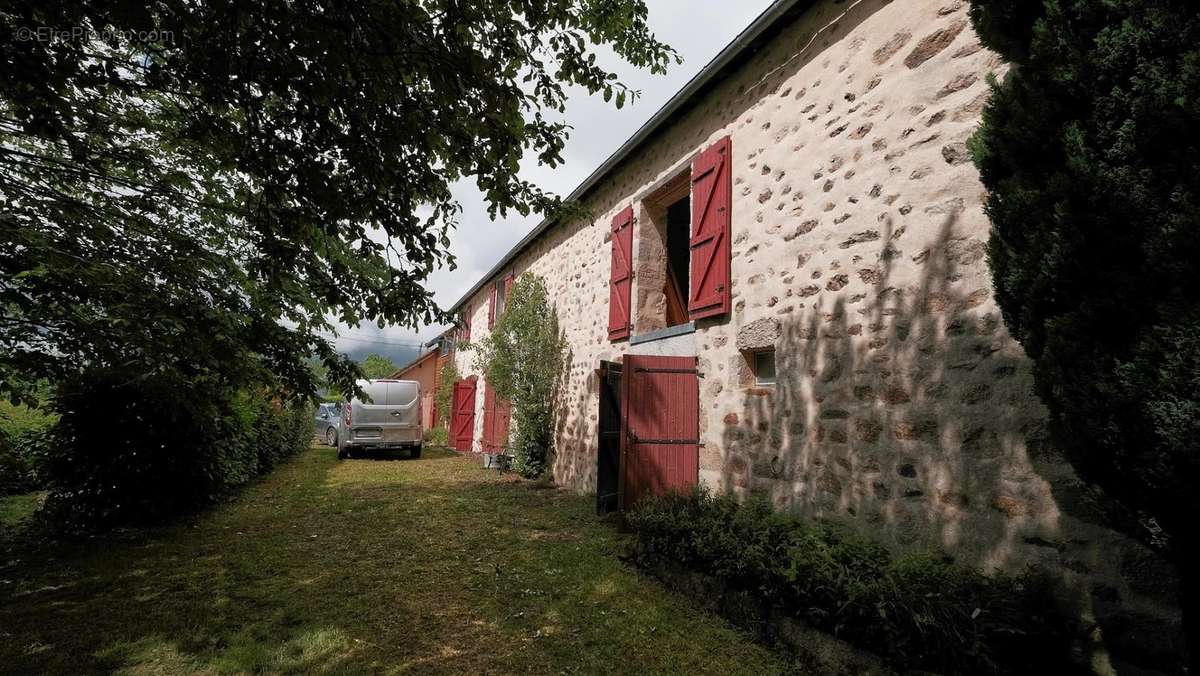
[
  {"xmin": 488, "ymin": 283, "xmax": 497, "ymax": 329},
  {"xmin": 607, "ymin": 206, "xmax": 634, "ymax": 341},
  {"xmin": 689, "ymin": 136, "xmax": 732, "ymax": 320},
  {"xmin": 503, "ymin": 271, "xmax": 514, "ymax": 299}
]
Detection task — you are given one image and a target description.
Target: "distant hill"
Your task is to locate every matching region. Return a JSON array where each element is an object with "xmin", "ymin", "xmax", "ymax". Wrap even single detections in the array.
[{"xmin": 337, "ymin": 343, "xmax": 424, "ymax": 370}]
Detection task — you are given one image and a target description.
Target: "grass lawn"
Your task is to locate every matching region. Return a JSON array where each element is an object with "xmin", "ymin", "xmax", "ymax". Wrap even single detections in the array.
[{"xmin": 0, "ymin": 446, "xmax": 794, "ymax": 674}]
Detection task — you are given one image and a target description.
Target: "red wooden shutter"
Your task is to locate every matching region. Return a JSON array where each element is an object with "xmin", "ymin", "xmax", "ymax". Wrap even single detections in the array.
[
  {"xmin": 503, "ymin": 271, "xmax": 514, "ymax": 299},
  {"xmin": 689, "ymin": 136, "xmax": 732, "ymax": 320},
  {"xmin": 461, "ymin": 311, "xmax": 471, "ymax": 342},
  {"xmin": 607, "ymin": 206, "xmax": 634, "ymax": 341},
  {"xmin": 487, "ymin": 283, "xmax": 497, "ymax": 329}
]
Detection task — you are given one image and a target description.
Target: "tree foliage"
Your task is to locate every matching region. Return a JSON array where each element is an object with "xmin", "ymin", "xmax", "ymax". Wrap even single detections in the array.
[
  {"xmin": 0, "ymin": 0, "xmax": 677, "ymax": 404},
  {"xmin": 436, "ymin": 358, "xmax": 461, "ymax": 430},
  {"xmin": 968, "ymin": 0, "xmax": 1198, "ymax": 664},
  {"xmin": 470, "ymin": 274, "xmax": 566, "ymax": 477},
  {"xmin": 359, "ymin": 353, "xmax": 399, "ymax": 380}
]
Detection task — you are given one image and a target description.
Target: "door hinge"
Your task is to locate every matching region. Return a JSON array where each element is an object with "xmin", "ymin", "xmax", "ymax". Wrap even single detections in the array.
[
  {"xmin": 633, "ymin": 368, "xmax": 704, "ymax": 377},
  {"xmin": 628, "ymin": 430, "xmax": 702, "ymax": 445}
]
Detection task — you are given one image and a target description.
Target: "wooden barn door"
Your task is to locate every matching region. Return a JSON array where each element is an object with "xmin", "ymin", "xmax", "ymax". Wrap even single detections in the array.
[
  {"xmin": 495, "ymin": 397, "xmax": 511, "ymax": 454},
  {"xmin": 450, "ymin": 377, "xmax": 476, "ymax": 452},
  {"xmin": 481, "ymin": 381, "xmax": 496, "ymax": 452},
  {"xmin": 618, "ymin": 355, "xmax": 700, "ymax": 512}
]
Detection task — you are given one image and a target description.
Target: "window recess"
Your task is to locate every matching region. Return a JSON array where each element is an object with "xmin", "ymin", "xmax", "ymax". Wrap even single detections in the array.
[
  {"xmin": 634, "ymin": 171, "xmax": 692, "ymax": 335},
  {"xmin": 753, "ymin": 350, "xmax": 776, "ymax": 386}
]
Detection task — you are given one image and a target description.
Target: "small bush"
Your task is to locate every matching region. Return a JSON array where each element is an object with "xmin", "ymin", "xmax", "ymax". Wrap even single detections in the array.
[
  {"xmin": 0, "ymin": 400, "xmax": 57, "ymax": 495},
  {"xmin": 43, "ymin": 368, "xmax": 310, "ymax": 530},
  {"xmin": 423, "ymin": 426, "xmax": 449, "ymax": 447},
  {"xmin": 469, "ymin": 274, "xmax": 566, "ymax": 478},
  {"xmin": 627, "ymin": 488, "xmax": 1076, "ymax": 674}
]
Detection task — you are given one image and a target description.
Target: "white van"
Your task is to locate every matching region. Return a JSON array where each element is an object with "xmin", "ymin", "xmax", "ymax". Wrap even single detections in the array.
[{"xmin": 336, "ymin": 379, "xmax": 422, "ymax": 459}]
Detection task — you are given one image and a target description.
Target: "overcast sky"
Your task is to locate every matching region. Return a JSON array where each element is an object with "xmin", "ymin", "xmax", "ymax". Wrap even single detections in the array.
[{"xmin": 336, "ymin": 1, "xmax": 775, "ymax": 355}]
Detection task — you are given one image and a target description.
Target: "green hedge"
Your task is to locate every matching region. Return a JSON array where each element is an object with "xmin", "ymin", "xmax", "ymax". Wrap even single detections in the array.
[
  {"xmin": 0, "ymin": 400, "xmax": 57, "ymax": 496},
  {"xmin": 43, "ymin": 368, "xmax": 310, "ymax": 530},
  {"xmin": 627, "ymin": 489, "xmax": 1077, "ymax": 674}
]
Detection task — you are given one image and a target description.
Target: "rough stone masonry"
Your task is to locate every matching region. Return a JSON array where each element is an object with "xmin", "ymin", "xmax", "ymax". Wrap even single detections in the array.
[{"xmin": 451, "ymin": 0, "xmax": 1183, "ymax": 669}]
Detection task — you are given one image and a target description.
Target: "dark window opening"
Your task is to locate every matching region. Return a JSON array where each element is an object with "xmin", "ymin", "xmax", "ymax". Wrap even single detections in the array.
[
  {"xmin": 665, "ymin": 194, "xmax": 690, "ymax": 327},
  {"xmin": 754, "ymin": 350, "xmax": 776, "ymax": 385}
]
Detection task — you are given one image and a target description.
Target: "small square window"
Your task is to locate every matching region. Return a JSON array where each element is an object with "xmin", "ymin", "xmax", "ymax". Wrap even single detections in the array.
[{"xmin": 754, "ymin": 350, "xmax": 776, "ymax": 385}]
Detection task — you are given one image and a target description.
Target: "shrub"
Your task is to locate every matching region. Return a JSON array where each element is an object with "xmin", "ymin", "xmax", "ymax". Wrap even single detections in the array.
[
  {"xmin": 469, "ymin": 274, "xmax": 567, "ymax": 478},
  {"xmin": 423, "ymin": 426, "xmax": 449, "ymax": 447},
  {"xmin": 435, "ymin": 360, "xmax": 460, "ymax": 430},
  {"xmin": 0, "ymin": 400, "xmax": 57, "ymax": 495},
  {"xmin": 43, "ymin": 368, "xmax": 310, "ymax": 530},
  {"xmin": 627, "ymin": 488, "xmax": 1075, "ymax": 674},
  {"xmin": 967, "ymin": 1, "xmax": 1199, "ymax": 665}
]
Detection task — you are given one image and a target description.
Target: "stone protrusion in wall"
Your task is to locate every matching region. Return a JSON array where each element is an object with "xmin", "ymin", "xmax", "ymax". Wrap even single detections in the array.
[{"xmin": 735, "ymin": 317, "xmax": 781, "ymax": 352}]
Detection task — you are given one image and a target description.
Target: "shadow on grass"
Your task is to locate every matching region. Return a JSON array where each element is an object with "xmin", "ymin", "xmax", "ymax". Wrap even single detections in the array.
[{"xmin": 0, "ymin": 446, "xmax": 790, "ymax": 675}]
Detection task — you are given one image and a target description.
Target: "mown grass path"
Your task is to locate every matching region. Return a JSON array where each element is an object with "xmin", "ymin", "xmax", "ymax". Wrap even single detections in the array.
[{"xmin": 0, "ymin": 447, "xmax": 791, "ymax": 674}]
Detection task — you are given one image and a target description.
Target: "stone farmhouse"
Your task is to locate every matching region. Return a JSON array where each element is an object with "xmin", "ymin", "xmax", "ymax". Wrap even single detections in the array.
[{"xmin": 440, "ymin": 0, "xmax": 1180, "ymax": 661}]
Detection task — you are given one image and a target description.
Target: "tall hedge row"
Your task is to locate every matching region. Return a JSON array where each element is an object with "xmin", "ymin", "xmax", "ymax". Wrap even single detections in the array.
[{"xmin": 42, "ymin": 368, "xmax": 310, "ymax": 530}]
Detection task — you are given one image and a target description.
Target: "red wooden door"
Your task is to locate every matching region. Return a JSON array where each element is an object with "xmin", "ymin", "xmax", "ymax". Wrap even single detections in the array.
[
  {"xmin": 495, "ymin": 397, "xmax": 511, "ymax": 453},
  {"xmin": 618, "ymin": 355, "xmax": 700, "ymax": 511},
  {"xmin": 482, "ymin": 381, "xmax": 496, "ymax": 452},
  {"xmin": 481, "ymin": 381, "xmax": 511, "ymax": 453},
  {"xmin": 450, "ymin": 377, "xmax": 476, "ymax": 452}
]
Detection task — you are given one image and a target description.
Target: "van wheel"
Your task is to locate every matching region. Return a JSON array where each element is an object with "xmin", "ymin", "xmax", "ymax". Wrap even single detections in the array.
[
  {"xmin": 325, "ymin": 427, "xmax": 337, "ymax": 447},
  {"xmin": 411, "ymin": 445, "xmax": 422, "ymax": 459}
]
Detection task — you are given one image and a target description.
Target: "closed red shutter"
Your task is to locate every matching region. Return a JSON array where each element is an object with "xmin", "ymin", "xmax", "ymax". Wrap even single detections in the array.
[
  {"xmin": 488, "ymin": 283, "xmax": 497, "ymax": 329},
  {"xmin": 607, "ymin": 205, "xmax": 634, "ymax": 341},
  {"xmin": 689, "ymin": 136, "xmax": 732, "ymax": 320}
]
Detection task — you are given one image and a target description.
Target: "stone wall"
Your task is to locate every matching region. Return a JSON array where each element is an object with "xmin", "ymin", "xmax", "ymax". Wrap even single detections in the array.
[{"xmin": 452, "ymin": 0, "xmax": 1182, "ymax": 668}]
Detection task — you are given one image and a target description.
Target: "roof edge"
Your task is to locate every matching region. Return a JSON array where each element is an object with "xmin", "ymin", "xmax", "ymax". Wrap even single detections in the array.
[{"xmin": 447, "ymin": 0, "xmax": 806, "ymax": 313}]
